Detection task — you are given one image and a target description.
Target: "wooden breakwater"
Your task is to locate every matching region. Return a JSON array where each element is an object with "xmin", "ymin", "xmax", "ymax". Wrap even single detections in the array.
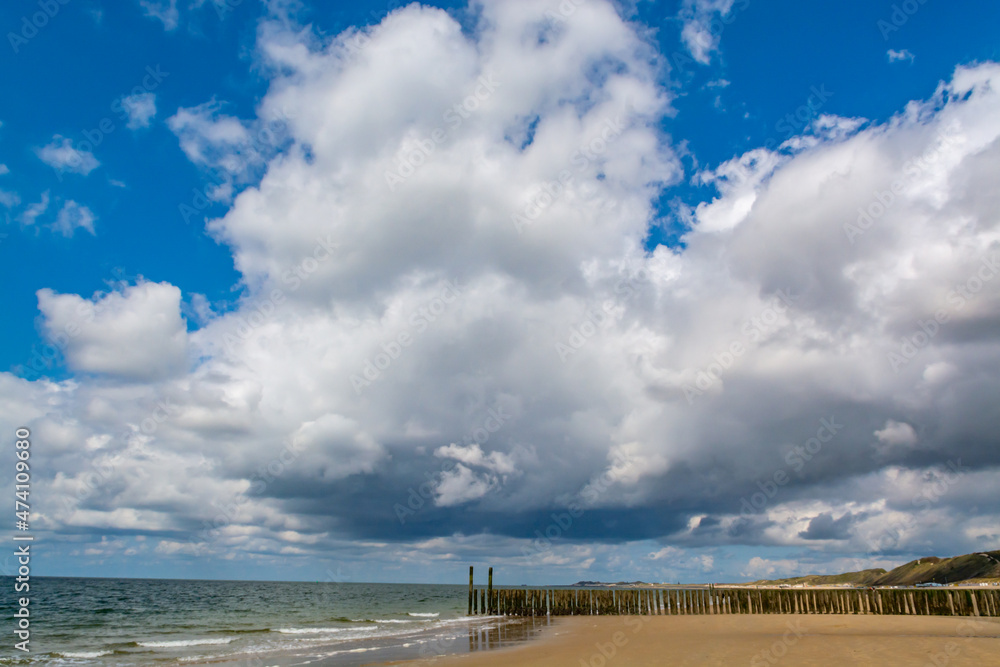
[{"xmin": 466, "ymin": 567, "xmax": 999, "ymax": 617}]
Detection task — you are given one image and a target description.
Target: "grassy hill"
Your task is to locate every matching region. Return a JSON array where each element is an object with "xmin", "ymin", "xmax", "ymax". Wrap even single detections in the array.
[
  {"xmin": 873, "ymin": 551, "xmax": 1000, "ymax": 585},
  {"xmin": 752, "ymin": 551, "xmax": 1000, "ymax": 586},
  {"xmin": 750, "ymin": 568, "xmax": 886, "ymax": 587}
]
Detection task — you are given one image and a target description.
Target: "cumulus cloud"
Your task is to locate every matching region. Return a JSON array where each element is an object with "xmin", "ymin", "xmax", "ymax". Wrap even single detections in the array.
[
  {"xmin": 433, "ymin": 464, "xmax": 498, "ymax": 507},
  {"xmin": 37, "ymin": 282, "xmax": 190, "ymax": 381},
  {"xmin": 139, "ymin": 0, "xmax": 179, "ymax": 30},
  {"xmin": 875, "ymin": 420, "xmax": 918, "ymax": 447},
  {"xmin": 167, "ymin": 100, "xmax": 291, "ymax": 201},
  {"xmin": 288, "ymin": 414, "xmax": 386, "ymax": 479},
  {"xmin": 678, "ymin": 0, "xmax": 741, "ymax": 65},
  {"xmin": 121, "ymin": 92, "xmax": 158, "ymax": 129},
  {"xmin": 51, "ymin": 200, "xmax": 97, "ymax": 237},
  {"xmin": 434, "ymin": 443, "xmax": 517, "ymax": 475},
  {"xmin": 887, "ymin": 49, "xmax": 915, "ymax": 63},
  {"xmin": 741, "ymin": 556, "xmax": 802, "ymax": 579},
  {"xmin": 0, "ymin": 188, "xmax": 17, "ymax": 209},
  {"xmin": 35, "ymin": 136, "xmax": 100, "ymax": 175},
  {"xmin": 5, "ymin": 1, "xmax": 1000, "ymax": 578},
  {"xmin": 19, "ymin": 191, "xmax": 49, "ymax": 226}
]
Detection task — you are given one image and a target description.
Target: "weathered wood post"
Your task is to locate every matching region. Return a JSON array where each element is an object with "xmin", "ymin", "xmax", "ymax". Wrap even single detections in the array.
[
  {"xmin": 468, "ymin": 566, "xmax": 474, "ymax": 615},
  {"xmin": 487, "ymin": 567, "xmax": 493, "ymax": 615}
]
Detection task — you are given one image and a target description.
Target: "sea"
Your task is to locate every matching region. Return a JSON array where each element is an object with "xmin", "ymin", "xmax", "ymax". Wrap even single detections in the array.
[{"xmin": 0, "ymin": 578, "xmax": 549, "ymax": 666}]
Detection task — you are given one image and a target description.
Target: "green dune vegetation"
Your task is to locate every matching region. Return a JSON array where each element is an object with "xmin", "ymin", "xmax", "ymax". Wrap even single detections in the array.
[{"xmin": 752, "ymin": 550, "xmax": 1000, "ymax": 586}]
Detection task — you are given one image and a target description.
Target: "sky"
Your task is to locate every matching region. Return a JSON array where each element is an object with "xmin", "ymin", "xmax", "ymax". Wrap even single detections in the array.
[{"xmin": 1, "ymin": 0, "xmax": 999, "ymax": 585}]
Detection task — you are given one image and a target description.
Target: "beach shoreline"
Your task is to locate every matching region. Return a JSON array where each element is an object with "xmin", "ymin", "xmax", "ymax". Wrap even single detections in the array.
[{"xmin": 381, "ymin": 614, "xmax": 1000, "ymax": 666}]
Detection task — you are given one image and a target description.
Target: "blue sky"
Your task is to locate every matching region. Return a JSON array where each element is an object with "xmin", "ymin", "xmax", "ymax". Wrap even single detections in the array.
[
  {"xmin": 3, "ymin": 0, "xmax": 999, "ymax": 377},
  {"xmin": 2, "ymin": 0, "xmax": 1000, "ymax": 584}
]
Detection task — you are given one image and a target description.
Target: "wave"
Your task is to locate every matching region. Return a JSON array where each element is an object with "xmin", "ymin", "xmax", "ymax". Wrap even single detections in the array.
[
  {"xmin": 137, "ymin": 637, "xmax": 235, "ymax": 648},
  {"xmin": 56, "ymin": 650, "xmax": 112, "ymax": 658},
  {"xmin": 275, "ymin": 627, "xmax": 349, "ymax": 634},
  {"xmin": 407, "ymin": 612, "xmax": 440, "ymax": 617}
]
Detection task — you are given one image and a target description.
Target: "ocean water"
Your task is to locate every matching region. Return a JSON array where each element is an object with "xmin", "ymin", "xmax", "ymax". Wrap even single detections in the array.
[{"xmin": 0, "ymin": 578, "xmax": 548, "ymax": 666}]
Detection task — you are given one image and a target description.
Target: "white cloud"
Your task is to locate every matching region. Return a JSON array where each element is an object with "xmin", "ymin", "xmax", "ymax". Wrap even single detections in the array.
[
  {"xmin": 691, "ymin": 148, "xmax": 784, "ymax": 232},
  {"xmin": 0, "ymin": 188, "xmax": 17, "ymax": 208},
  {"xmin": 648, "ymin": 546, "xmax": 682, "ymax": 560},
  {"xmin": 678, "ymin": 0, "xmax": 738, "ymax": 65},
  {"xmin": 122, "ymin": 92, "xmax": 157, "ymax": 129},
  {"xmin": 887, "ymin": 49, "xmax": 915, "ymax": 63},
  {"xmin": 52, "ymin": 200, "xmax": 97, "ymax": 237},
  {"xmin": 19, "ymin": 191, "xmax": 49, "ymax": 226},
  {"xmin": 35, "ymin": 136, "xmax": 100, "ymax": 175},
  {"xmin": 0, "ymin": 164, "xmax": 9, "ymax": 175},
  {"xmin": 434, "ymin": 443, "xmax": 517, "ymax": 474},
  {"xmin": 433, "ymin": 464, "xmax": 497, "ymax": 507},
  {"xmin": 288, "ymin": 414, "xmax": 386, "ymax": 479},
  {"xmin": 37, "ymin": 281, "xmax": 190, "ymax": 381},
  {"xmin": 139, "ymin": 0, "xmax": 178, "ymax": 31},
  {"xmin": 166, "ymin": 100, "xmax": 284, "ymax": 200},
  {"xmin": 874, "ymin": 420, "xmax": 917, "ymax": 447},
  {"xmin": 5, "ymin": 3, "xmax": 1000, "ymax": 574}
]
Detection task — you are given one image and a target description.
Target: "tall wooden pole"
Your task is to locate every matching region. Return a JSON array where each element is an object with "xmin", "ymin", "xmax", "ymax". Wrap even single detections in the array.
[
  {"xmin": 488, "ymin": 567, "xmax": 493, "ymax": 615},
  {"xmin": 468, "ymin": 566, "xmax": 474, "ymax": 615}
]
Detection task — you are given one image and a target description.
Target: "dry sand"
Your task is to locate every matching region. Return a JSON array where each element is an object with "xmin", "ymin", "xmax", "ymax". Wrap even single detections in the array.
[{"xmin": 387, "ymin": 614, "xmax": 1000, "ymax": 666}]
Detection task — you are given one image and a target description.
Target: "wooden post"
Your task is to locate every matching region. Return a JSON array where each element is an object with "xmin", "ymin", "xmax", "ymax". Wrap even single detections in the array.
[
  {"xmin": 487, "ymin": 567, "xmax": 493, "ymax": 615},
  {"xmin": 468, "ymin": 567, "xmax": 474, "ymax": 615}
]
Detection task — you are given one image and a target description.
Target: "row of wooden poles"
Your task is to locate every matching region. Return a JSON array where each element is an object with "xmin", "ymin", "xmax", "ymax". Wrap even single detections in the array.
[{"xmin": 467, "ymin": 567, "xmax": 1000, "ymax": 617}]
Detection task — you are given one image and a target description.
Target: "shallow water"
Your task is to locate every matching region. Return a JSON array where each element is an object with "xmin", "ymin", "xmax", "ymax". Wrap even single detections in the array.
[{"xmin": 0, "ymin": 577, "xmax": 549, "ymax": 666}]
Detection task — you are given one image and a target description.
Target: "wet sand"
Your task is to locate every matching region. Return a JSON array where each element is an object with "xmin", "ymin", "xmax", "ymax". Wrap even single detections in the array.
[{"xmin": 384, "ymin": 614, "xmax": 1000, "ymax": 666}]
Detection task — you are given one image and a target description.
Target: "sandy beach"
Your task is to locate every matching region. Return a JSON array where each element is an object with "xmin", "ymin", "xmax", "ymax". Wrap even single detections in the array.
[{"xmin": 389, "ymin": 615, "xmax": 1000, "ymax": 666}]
